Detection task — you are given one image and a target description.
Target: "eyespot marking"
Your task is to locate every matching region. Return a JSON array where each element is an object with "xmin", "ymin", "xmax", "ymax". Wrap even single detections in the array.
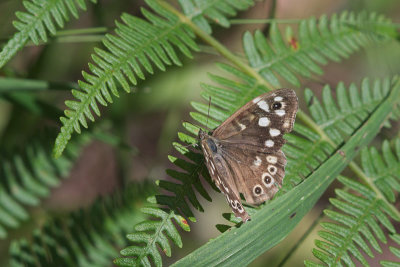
[
  {"xmin": 268, "ymin": 165, "xmax": 277, "ymax": 175},
  {"xmin": 272, "ymin": 102, "xmax": 282, "ymax": 110},
  {"xmin": 262, "ymin": 173, "xmax": 274, "ymax": 188},
  {"xmin": 253, "ymin": 185, "xmax": 263, "ymax": 196}
]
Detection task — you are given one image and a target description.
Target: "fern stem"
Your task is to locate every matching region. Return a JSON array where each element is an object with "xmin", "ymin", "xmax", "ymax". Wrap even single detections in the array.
[
  {"xmin": 137, "ymin": 211, "xmax": 174, "ymax": 265},
  {"xmin": 156, "ymin": 0, "xmax": 274, "ymax": 90},
  {"xmin": 56, "ymin": 27, "xmax": 108, "ymax": 36},
  {"xmin": 230, "ymin": 18, "xmax": 303, "ymax": 24}
]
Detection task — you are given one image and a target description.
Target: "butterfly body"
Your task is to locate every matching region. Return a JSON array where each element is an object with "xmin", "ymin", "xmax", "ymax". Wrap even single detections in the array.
[{"xmin": 199, "ymin": 89, "xmax": 298, "ymax": 222}]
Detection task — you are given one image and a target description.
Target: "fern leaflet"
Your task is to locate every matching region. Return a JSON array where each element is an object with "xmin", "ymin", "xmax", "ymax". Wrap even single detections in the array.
[
  {"xmin": 0, "ymin": 0, "xmax": 97, "ymax": 68},
  {"xmin": 178, "ymin": 0, "xmax": 255, "ymax": 34}
]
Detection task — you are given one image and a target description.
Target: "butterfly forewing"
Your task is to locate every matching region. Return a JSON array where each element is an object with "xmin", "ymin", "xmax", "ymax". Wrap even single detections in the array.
[
  {"xmin": 199, "ymin": 132, "xmax": 251, "ymax": 222},
  {"xmin": 213, "ymin": 89, "xmax": 298, "ymax": 152},
  {"xmin": 199, "ymin": 89, "xmax": 298, "ymax": 222}
]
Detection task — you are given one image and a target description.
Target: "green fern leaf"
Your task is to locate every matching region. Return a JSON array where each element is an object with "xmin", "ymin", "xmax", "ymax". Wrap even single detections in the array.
[
  {"xmin": 0, "ymin": 0, "xmax": 97, "ymax": 69},
  {"xmin": 53, "ymin": 0, "xmax": 200, "ymax": 158},
  {"xmin": 244, "ymin": 12, "xmax": 398, "ymax": 87},
  {"xmin": 114, "ymin": 207, "xmax": 189, "ymax": 267},
  {"xmin": 0, "ymin": 134, "xmax": 88, "ymax": 239},
  {"xmin": 307, "ymin": 139, "xmax": 400, "ymax": 266},
  {"xmin": 9, "ymin": 181, "xmax": 155, "ymax": 266},
  {"xmin": 305, "ymin": 77, "xmax": 399, "ymax": 145},
  {"xmin": 178, "ymin": 0, "xmax": 255, "ymax": 34}
]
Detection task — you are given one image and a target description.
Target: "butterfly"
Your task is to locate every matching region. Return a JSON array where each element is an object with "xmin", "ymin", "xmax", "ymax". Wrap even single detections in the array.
[{"xmin": 198, "ymin": 89, "xmax": 298, "ymax": 222}]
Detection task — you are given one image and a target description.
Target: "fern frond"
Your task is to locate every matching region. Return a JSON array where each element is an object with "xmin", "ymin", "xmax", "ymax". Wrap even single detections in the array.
[
  {"xmin": 305, "ymin": 77, "xmax": 399, "ymax": 145},
  {"xmin": 306, "ymin": 139, "xmax": 400, "ymax": 266},
  {"xmin": 244, "ymin": 11, "xmax": 397, "ymax": 87},
  {"xmin": 9, "ymin": 181, "xmax": 156, "ymax": 266},
  {"xmin": 178, "ymin": 0, "xmax": 255, "ymax": 34},
  {"xmin": 53, "ymin": 0, "xmax": 200, "ymax": 158},
  {"xmin": 361, "ymin": 139, "xmax": 400, "ymax": 202},
  {"xmin": 305, "ymin": 174, "xmax": 399, "ymax": 267},
  {"xmin": 114, "ymin": 207, "xmax": 190, "ymax": 267},
  {"xmin": 0, "ymin": 134, "xmax": 88, "ymax": 239},
  {"xmin": 0, "ymin": 0, "xmax": 97, "ymax": 68}
]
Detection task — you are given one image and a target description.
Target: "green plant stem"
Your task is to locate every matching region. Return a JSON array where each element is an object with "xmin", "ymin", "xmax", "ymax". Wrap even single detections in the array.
[
  {"xmin": 56, "ymin": 27, "xmax": 108, "ymax": 36},
  {"xmin": 230, "ymin": 18, "xmax": 302, "ymax": 24},
  {"xmin": 156, "ymin": 0, "xmax": 274, "ymax": 90}
]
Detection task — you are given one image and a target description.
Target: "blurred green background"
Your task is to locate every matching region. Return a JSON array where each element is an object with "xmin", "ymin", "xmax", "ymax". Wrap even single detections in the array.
[{"xmin": 0, "ymin": 0, "xmax": 399, "ymax": 266}]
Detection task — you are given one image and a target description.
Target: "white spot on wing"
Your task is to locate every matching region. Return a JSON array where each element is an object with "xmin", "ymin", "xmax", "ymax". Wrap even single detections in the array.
[
  {"xmin": 210, "ymin": 161, "xmax": 215, "ymax": 170},
  {"xmin": 265, "ymin": 140, "xmax": 274, "ymax": 147},
  {"xmin": 274, "ymin": 96, "xmax": 283, "ymax": 101},
  {"xmin": 269, "ymin": 128, "xmax": 281, "ymax": 137},
  {"xmin": 257, "ymin": 100, "xmax": 269, "ymax": 112},
  {"xmin": 266, "ymin": 156, "xmax": 277, "ymax": 164},
  {"xmin": 235, "ymin": 201, "xmax": 244, "ymax": 213},
  {"xmin": 258, "ymin": 117, "xmax": 270, "ymax": 127},
  {"xmin": 239, "ymin": 123, "xmax": 246, "ymax": 130},
  {"xmin": 275, "ymin": 109, "xmax": 286, "ymax": 116},
  {"xmin": 253, "ymin": 156, "xmax": 262, "ymax": 167},
  {"xmin": 283, "ymin": 120, "xmax": 290, "ymax": 128},
  {"xmin": 252, "ymin": 96, "xmax": 261, "ymax": 103}
]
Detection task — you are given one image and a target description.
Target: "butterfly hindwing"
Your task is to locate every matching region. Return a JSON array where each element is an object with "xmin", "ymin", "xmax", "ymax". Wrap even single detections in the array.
[{"xmin": 221, "ymin": 146, "xmax": 287, "ymax": 205}]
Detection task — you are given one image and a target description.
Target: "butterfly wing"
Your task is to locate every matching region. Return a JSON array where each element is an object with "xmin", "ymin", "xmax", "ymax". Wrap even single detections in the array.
[
  {"xmin": 220, "ymin": 145, "xmax": 287, "ymax": 205},
  {"xmin": 199, "ymin": 134, "xmax": 251, "ymax": 222},
  {"xmin": 199, "ymin": 89, "xmax": 298, "ymax": 222},
  {"xmin": 212, "ymin": 89, "xmax": 298, "ymax": 153}
]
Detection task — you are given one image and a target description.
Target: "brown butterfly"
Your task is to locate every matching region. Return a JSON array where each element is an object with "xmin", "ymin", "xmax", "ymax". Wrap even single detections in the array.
[{"xmin": 199, "ymin": 89, "xmax": 298, "ymax": 222}]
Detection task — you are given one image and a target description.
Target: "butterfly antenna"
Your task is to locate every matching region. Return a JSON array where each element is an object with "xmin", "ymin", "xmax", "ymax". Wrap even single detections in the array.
[{"xmin": 206, "ymin": 96, "xmax": 212, "ymax": 129}]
